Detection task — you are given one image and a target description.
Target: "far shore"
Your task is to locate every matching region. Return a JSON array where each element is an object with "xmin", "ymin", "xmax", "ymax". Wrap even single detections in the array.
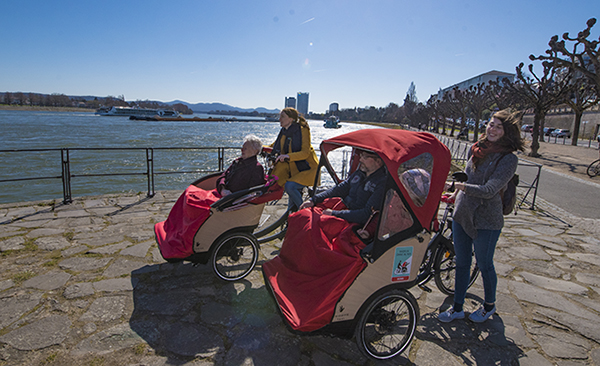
[{"xmin": 0, "ymin": 104, "xmax": 93, "ymax": 113}]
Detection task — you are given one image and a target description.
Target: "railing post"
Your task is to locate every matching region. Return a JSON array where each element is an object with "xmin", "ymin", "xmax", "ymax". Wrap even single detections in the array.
[
  {"xmin": 61, "ymin": 148, "xmax": 72, "ymax": 204},
  {"xmin": 218, "ymin": 148, "xmax": 224, "ymax": 171},
  {"xmin": 146, "ymin": 148, "xmax": 155, "ymax": 197}
]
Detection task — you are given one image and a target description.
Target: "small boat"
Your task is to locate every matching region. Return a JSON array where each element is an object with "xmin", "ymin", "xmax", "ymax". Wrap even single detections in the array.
[
  {"xmin": 323, "ymin": 116, "xmax": 341, "ymax": 129},
  {"xmin": 96, "ymin": 106, "xmax": 180, "ymax": 118}
]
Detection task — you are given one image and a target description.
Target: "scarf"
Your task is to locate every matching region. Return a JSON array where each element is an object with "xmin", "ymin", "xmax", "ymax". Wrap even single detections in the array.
[{"xmin": 471, "ymin": 139, "xmax": 508, "ymax": 166}]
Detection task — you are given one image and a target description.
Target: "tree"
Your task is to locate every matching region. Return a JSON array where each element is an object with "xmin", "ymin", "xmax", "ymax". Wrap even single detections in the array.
[
  {"xmin": 504, "ymin": 61, "xmax": 573, "ymax": 157},
  {"xmin": 564, "ymin": 75, "xmax": 599, "ymax": 144},
  {"xmin": 464, "ymin": 83, "xmax": 492, "ymax": 142},
  {"xmin": 532, "ymin": 18, "xmax": 599, "ymax": 91},
  {"xmin": 403, "ymin": 82, "xmax": 418, "ymax": 119}
]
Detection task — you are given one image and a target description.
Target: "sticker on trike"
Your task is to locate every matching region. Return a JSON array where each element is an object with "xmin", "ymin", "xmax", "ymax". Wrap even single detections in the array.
[{"xmin": 392, "ymin": 246, "xmax": 413, "ymax": 282}]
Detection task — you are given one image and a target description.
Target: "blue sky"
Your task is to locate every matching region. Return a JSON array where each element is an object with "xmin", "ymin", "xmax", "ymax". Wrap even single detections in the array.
[{"xmin": 1, "ymin": 0, "xmax": 599, "ymax": 113}]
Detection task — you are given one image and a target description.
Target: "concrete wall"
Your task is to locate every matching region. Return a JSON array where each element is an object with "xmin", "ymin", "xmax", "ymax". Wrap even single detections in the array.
[{"xmin": 523, "ymin": 109, "xmax": 600, "ymax": 138}]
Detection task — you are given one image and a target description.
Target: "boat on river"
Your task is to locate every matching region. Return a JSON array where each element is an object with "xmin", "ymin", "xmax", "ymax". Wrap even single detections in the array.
[
  {"xmin": 96, "ymin": 106, "xmax": 180, "ymax": 118},
  {"xmin": 130, "ymin": 115, "xmax": 226, "ymax": 122},
  {"xmin": 323, "ymin": 116, "xmax": 341, "ymax": 129}
]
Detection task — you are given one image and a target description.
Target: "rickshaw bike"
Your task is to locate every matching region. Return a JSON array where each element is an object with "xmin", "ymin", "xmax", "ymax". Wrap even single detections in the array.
[
  {"xmin": 262, "ymin": 129, "xmax": 452, "ymax": 360},
  {"xmin": 154, "ymin": 170, "xmax": 286, "ymax": 281}
]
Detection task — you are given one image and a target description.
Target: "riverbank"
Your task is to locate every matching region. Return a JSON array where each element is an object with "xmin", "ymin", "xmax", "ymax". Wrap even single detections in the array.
[{"xmin": 0, "ymin": 105, "xmax": 93, "ymax": 113}]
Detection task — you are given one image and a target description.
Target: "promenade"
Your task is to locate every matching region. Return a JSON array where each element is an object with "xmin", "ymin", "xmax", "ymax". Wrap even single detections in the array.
[{"xmin": 1, "ymin": 188, "xmax": 599, "ymax": 365}]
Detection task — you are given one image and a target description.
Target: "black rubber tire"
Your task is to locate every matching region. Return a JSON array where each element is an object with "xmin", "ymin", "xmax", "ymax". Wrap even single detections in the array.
[
  {"xmin": 433, "ymin": 244, "xmax": 479, "ymax": 296},
  {"xmin": 587, "ymin": 159, "xmax": 600, "ymax": 177},
  {"xmin": 354, "ymin": 289, "xmax": 419, "ymax": 360},
  {"xmin": 211, "ymin": 232, "xmax": 258, "ymax": 281}
]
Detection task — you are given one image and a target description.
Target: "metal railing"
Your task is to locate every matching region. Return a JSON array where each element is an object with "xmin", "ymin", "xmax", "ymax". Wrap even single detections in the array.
[{"xmin": 0, "ymin": 147, "xmax": 237, "ymax": 204}]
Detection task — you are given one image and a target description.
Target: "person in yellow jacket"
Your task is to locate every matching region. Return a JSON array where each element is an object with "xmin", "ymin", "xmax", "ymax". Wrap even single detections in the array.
[{"xmin": 268, "ymin": 107, "xmax": 319, "ymax": 211}]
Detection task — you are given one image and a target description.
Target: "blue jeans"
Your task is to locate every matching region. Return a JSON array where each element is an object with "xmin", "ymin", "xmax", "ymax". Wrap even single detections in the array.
[
  {"xmin": 285, "ymin": 181, "xmax": 305, "ymax": 211},
  {"xmin": 452, "ymin": 221, "xmax": 501, "ymax": 306}
]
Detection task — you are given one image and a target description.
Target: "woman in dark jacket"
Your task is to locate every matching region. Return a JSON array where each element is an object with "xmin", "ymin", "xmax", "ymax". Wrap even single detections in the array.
[
  {"xmin": 439, "ymin": 109, "xmax": 525, "ymax": 324},
  {"xmin": 217, "ymin": 134, "xmax": 265, "ymax": 196}
]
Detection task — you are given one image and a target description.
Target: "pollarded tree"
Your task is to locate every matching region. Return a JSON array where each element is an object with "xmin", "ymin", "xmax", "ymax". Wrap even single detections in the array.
[
  {"xmin": 464, "ymin": 83, "xmax": 492, "ymax": 142},
  {"xmin": 504, "ymin": 61, "xmax": 573, "ymax": 157},
  {"xmin": 532, "ymin": 18, "xmax": 599, "ymax": 91}
]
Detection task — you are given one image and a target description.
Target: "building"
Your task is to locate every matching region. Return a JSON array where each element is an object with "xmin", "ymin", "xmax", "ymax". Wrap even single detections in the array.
[
  {"xmin": 437, "ymin": 70, "xmax": 515, "ymax": 100},
  {"xmin": 296, "ymin": 92, "xmax": 309, "ymax": 116},
  {"xmin": 329, "ymin": 102, "xmax": 339, "ymax": 113},
  {"xmin": 284, "ymin": 97, "xmax": 296, "ymax": 109}
]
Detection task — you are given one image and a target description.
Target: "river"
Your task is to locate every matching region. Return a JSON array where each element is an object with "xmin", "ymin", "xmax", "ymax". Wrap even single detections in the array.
[{"xmin": 0, "ymin": 110, "xmax": 380, "ymax": 204}]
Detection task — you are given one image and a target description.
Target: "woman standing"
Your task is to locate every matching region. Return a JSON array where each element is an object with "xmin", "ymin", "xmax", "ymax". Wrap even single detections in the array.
[
  {"xmin": 269, "ymin": 107, "xmax": 319, "ymax": 211},
  {"xmin": 438, "ymin": 109, "xmax": 525, "ymax": 323}
]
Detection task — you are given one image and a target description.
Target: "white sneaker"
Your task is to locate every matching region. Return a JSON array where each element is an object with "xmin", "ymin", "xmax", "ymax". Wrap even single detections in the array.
[
  {"xmin": 438, "ymin": 307, "xmax": 465, "ymax": 323},
  {"xmin": 469, "ymin": 305, "xmax": 496, "ymax": 323}
]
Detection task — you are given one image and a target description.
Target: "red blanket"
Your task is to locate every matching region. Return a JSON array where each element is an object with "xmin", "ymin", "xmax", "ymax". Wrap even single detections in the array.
[
  {"xmin": 262, "ymin": 198, "xmax": 367, "ymax": 332},
  {"xmin": 154, "ymin": 185, "xmax": 221, "ymax": 259}
]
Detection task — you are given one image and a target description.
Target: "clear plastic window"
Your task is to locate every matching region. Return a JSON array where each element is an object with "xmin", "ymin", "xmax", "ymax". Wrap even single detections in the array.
[
  {"xmin": 378, "ymin": 189, "xmax": 414, "ymax": 240},
  {"xmin": 398, "ymin": 153, "xmax": 433, "ymax": 207}
]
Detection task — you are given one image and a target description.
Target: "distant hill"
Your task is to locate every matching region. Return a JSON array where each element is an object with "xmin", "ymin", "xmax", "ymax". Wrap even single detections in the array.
[{"xmin": 166, "ymin": 100, "xmax": 279, "ymax": 114}]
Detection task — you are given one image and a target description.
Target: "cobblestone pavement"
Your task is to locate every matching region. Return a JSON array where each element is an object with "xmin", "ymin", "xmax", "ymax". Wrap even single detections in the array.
[{"xmin": 1, "ymin": 190, "xmax": 599, "ymax": 366}]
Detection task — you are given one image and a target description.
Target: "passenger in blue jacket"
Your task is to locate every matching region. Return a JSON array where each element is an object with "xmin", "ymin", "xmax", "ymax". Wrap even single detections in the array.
[{"xmin": 299, "ymin": 149, "xmax": 386, "ymax": 225}]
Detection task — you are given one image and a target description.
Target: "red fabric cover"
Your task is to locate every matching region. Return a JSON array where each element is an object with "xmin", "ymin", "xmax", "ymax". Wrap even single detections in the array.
[
  {"xmin": 154, "ymin": 185, "xmax": 221, "ymax": 259},
  {"xmin": 262, "ymin": 198, "xmax": 367, "ymax": 332}
]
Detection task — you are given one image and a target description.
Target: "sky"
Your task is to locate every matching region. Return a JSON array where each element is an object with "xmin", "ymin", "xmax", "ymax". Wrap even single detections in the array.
[{"xmin": 1, "ymin": 0, "xmax": 599, "ymax": 113}]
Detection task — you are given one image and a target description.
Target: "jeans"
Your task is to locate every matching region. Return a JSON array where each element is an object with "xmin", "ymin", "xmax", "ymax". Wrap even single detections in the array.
[
  {"xmin": 452, "ymin": 221, "xmax": 501, "ymax": 306},
  {"xmin": 285, "ymin": 181, "xmax": 305, "ymax": 211}
]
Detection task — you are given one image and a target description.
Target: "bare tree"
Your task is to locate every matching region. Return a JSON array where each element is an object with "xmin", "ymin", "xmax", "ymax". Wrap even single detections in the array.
[
  {"xmin": 564, "ymin": 75, "xmax": 599, "ymax": 144},
  {"xmin": 504, "ymin": 61, "xmax": 573, "ymax": 157},
  {"xmin": 532, "ymin": 18, "xmax": 599, "ymax": 91}
]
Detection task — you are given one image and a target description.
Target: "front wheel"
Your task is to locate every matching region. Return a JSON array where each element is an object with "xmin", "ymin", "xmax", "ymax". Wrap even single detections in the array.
[
  {"xmin": 433, "ymin": 244, "xmax": 479, "ymax": 296},
  {"xmin": 587, "ymin": 159, "xmax": 600, "ymax": 177},
  {"xmin": 211, "ymin": 232, "xmax": 258, "ymax": 281},
  {"xmin": 354, "ymin": 289, "xmax": 418, "ymax": 360}
]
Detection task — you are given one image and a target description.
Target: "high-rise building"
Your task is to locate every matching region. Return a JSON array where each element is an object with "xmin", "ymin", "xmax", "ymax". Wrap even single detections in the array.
[
  {"xmin": 329, "ymin": 103, "xmax": 339, "ymax": 113},
  {"xmin": 284, "ymin": 97, "xmax": 296, "ymax": 109},
  {"xmin": 296, "ymin": 92, "xmax": 309, "ymax": 116}
]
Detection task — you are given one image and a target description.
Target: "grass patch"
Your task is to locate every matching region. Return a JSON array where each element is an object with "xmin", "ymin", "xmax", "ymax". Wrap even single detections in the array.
[
  {"xmin": 88, "ymin": 356, "xmax": 105, "ymax": 366},
  {"xmin": 43, "ymin": 258, "xmax": 60, "ymax": 268},
  {"xmin": 23, "ymin": 237, "xmax": 38, "ymax": 252},
  {"xmin": 63, "ymin": 231, "xmax": 75, "ymax": 241},
  {"xmin": 42, "ymin": 352, "xmax": 58, "ymax": 364},
  {"xmin": 12, "ymin": 270, "xmax": 36, "ymax": 284},
  {"xmin": 133, "ymin": 343, "xmax": 146, "ymax": 355}
]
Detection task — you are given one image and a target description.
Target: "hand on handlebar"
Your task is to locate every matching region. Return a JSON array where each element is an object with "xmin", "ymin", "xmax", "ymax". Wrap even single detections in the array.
[
  {"xmin": 299, "ymin": 200, "xmax": 314, "ymax": 210},
  {"xmin": 275, "ymin": 154, "xmax": 290, "ymax": 163}
]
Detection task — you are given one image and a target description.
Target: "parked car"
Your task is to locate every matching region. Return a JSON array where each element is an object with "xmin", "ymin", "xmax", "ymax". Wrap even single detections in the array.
[
  {"xmin": 551, "ymin": 129, "xmax": 572, "ymax": 138},
  {"xmin": 543, "ymin": 127, "xmax": 556, "ymax": 136},
  {"xmin": 521, "ymin": 124, "xmax": 533, "ymax": 132}
]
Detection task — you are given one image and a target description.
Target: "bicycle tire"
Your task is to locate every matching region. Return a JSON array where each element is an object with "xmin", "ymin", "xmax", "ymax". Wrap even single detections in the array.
[
  {"xmin": 587, "ymin": 159, "xmax": 600, "ymax": 177},
  {"xmin": 211, "ymin": 232, "xmax": 259, "ymax": 281},
  {"xmin": 433, "ymin": 243, "xmax": 479, "ymax": 296},
  {"xmin": 354, "ymin": 289, "xmax": 418, "ymax": 360}
]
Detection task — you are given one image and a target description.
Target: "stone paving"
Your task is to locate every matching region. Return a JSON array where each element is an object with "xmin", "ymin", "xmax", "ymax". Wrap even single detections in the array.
[{"xmin": 0, "ymin": 190, "xmax": 599, "ymax": 366}]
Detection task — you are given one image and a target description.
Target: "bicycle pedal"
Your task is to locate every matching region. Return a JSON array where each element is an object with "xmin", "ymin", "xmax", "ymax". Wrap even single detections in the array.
[{"xmin": 418, "ymin": 285, "xmax": 432, "ymax": 293}]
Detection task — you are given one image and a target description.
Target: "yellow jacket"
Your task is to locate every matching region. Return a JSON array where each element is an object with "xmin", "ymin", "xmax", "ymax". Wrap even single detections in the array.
[{"xmin": 269, "ymin": 124, "xmax": 319, "ymax": 187}]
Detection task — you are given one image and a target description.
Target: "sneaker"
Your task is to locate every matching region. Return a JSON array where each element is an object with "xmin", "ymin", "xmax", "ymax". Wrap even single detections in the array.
[
  {"xmin": 438, "ymin": 307, "xmax": 465, "ymax": 323},
  {"xmin": 469, "ymin": 305, "xmax": 496, "ymax": 323}
]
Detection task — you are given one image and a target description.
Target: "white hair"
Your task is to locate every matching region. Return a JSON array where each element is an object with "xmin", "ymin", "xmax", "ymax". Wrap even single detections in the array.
[{"xmin": 244, "ymin": 134, "xmax": 262, "ymax": 155}]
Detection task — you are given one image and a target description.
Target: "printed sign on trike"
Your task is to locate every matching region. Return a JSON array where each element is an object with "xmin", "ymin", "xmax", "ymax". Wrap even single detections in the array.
[{"xmin": 392, "ymin": 246, "xmax": 413, "ymax": 282}]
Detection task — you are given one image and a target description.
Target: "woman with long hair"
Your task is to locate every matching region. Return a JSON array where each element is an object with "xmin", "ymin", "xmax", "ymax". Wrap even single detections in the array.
[
  {"xmin": 438, "ymin": 108, "xmax": 525, "ymax": 323},
  {"xmin": 269, "ymin": 107, "xmax": 319, "ymax": 211}
]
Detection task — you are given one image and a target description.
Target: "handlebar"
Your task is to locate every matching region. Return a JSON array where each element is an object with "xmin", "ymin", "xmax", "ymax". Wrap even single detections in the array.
[{"xmin": 441, "ymin": 194, "xmax": 455, "ymax": 204}]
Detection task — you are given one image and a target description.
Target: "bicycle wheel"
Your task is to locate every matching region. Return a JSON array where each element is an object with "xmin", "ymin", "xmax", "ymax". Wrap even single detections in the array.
[
  {"xmin": 211, "ymin": 232, "xmax": 258, "ymax": 281},
  {"xmin": 354, "ymin": 289, "xmax": 418, "ymax": 360},
  {"xmin": 587, "ymin": 159, "xmax": 600, "ymax": 177},
  {"xmin": 433, "ymin": 244, "xmax": 479, "ymax": 296}
]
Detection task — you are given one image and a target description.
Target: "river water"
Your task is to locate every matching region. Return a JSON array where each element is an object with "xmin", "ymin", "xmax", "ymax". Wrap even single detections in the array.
[{"xmin": 0, "ymin": 110, "xmax": 380, "ymax": 204}]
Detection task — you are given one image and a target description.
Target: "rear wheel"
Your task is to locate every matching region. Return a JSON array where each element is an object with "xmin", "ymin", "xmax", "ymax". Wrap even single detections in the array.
[
  {"xmin": 354, "ymin": 289, "xmax": 418, "ymax": 360},
  {"xmin": 211, "ymin": 232, "xmax": 258, "ymax": 281},
  {"xmin": 433, "ymin": 244, "xmax": 479, "ymax": 295},
  {"xmin": 587, "ymin": 159, "xmax": 600, "ymax": 177}
]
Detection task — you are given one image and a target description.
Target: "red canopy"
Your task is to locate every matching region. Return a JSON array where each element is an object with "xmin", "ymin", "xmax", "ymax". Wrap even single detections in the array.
[{"xmin": 320, "ymin": 129, "xmax": 451, "ymax": 229}]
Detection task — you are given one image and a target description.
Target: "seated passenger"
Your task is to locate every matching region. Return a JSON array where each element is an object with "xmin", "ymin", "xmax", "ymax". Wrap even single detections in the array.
[
  {"xmin": 299, "ymin": 149, "xmax": 386, "ymax": 225},
  {"xmin": 217, "ymin": 134, "xmax": 266, "ymax": 196}
]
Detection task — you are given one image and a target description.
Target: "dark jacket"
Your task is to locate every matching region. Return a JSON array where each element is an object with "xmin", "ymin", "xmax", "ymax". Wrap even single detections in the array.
[
  {"xmin": 311, "ymin": 166, "xmax": 387, "ymax": 224},
  {"xmin": 216, "ymin": 156, "xmax": 265, "ymax": 194}
]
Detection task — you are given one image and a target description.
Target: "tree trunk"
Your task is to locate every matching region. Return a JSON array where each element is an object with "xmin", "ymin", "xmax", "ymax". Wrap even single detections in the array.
[
  {"xmin": 529, "ymin": 111, "xmax": 544, "ymax": 157},
  {"xmin": 571, "ymin": 109, "xmax": 583, "ymax": 146}
]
